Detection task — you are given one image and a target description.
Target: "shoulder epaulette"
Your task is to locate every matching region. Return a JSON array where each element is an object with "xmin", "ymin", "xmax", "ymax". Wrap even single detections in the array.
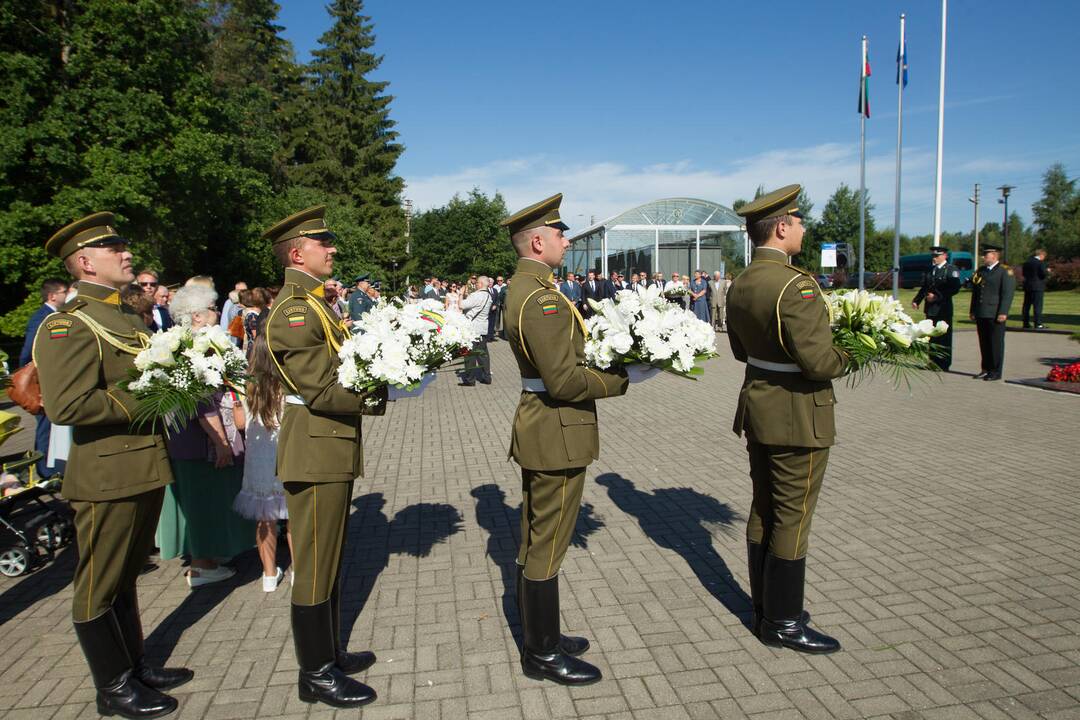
[{"xmin": 58, "ymin": 298, "xmax": 86, "ymax": 313}]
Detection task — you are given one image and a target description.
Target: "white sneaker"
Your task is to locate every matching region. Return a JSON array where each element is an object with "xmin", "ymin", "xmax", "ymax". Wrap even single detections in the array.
[
  {"xmin": 187, "ymin": 565, "xmax": 235, "ymax": 588},
  {"xmin": 262, "ymin": 567, "xmax": 284, "ymax": 592}
]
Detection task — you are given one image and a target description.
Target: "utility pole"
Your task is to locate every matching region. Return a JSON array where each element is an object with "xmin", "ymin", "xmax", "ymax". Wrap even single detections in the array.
[
  {"xmin": 403, "ymin": 198, "xmax": 413, "ymax": 287},
  {"xmin": 968, "ymin": 183, "xmax": 980, "ymax": 259},
  {"xmin": 997, "ymin": 184, "xmax": 1014, "ymax": 261}
]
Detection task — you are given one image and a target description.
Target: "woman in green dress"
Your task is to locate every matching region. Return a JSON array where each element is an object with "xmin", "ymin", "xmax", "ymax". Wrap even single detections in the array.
[{"xmin": 156, "ymin": 283, "xmax": 254, "ymax": 587}]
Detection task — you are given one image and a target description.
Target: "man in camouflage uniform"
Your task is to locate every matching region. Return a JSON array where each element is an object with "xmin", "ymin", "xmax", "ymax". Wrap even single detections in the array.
[
  {"xmin": 500, "ymin": 194, "xmax": 629, "ymax": 685},
  {"xmin": 727, "ymin": 186, "xmax": 848, "ymax": 654}
]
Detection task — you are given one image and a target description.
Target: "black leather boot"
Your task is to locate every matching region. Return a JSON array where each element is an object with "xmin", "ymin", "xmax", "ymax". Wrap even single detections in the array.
[
  {"xmin": 759, "ymin": 554, "xmax": 840, "ymax": 654},
  {"xmin": 74, "ymin": 611, "xmax": 178, "ymax": 719},
  {"xmin": 329, "ymin": 581, "xmax": 376, "ymax": 675},
  {"xmin": 293, "ymin": 601, "xmax": 377, "ymax": 708},
  {"xmin": 520, "ymin": 576, "xmax": 601, "ymax": 685},
  {"xmin": 517, "ymin": 565, "xmax": 589, "ymax": 656},
  {"xmin": 114, "ymin": 590, "xmax": 194, "ymax": 691},
  {"xmin": 746, "ymin": 541, "xmax": 766, "ymax": 637}
]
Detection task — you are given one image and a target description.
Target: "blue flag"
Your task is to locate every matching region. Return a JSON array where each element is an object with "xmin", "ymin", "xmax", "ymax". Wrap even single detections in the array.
[{"xmin": 896, "ymin": 41, "xmax": 908, "ymax": 87}]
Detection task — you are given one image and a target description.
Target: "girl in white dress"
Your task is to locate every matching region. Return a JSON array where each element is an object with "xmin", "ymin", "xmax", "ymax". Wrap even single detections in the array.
[{"xmin": 233, "ymin": 332, "xmax": 293, "ymax": 591}]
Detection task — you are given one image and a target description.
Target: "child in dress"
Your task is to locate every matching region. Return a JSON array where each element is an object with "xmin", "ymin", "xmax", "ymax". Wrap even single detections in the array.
[{"xmin": 233, "ymin": 331, "xmax": 293, "ymax": 591}]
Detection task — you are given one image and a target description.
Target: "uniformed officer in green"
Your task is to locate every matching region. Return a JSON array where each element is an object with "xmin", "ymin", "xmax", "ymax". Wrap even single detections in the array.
[
  {"xmin": 727, "ymin": 186, "xmax": 848, "ymax": 654},
  {"xmin": 262, "ymin": 206, "xmax": 387, "ymax": 708},
  {"xmin": 969, "ymin": 244, "xmax": 1015, "ymax": 381},
  {"xmin": 34, "ymin": 213, "xmax": 191, "ymax": 718},
  {"xmin": 912, "ymin": 247, "xmax": 962, "ymax": 370},
  {"xmin": 501, "ymin": 194, "xmax": 629, "ymax": 685}
]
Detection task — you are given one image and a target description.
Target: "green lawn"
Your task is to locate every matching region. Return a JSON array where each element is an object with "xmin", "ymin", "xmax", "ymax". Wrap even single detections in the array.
[{"xmin": 882, "ymin": 288, "xmax": 1080, "ymax": 334}]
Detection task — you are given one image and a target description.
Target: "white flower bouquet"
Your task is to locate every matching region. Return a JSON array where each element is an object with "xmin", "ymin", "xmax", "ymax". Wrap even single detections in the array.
[
  {"xmin": 584, "ymin": 286, "xmax": 717, "ymax": 379},
  {"xmin": 337, "ymin": 298, "xmax": 480, "ymax": 398},
  {"xmin": 827, "ymin": 289, "xmax": 948, "ymax": 386},
  {"xmin": 663, "ymin": 286, "xmax": 690, "ymax": 300},
  {"xmin": 122, "ymin": 324, "xmax": 248, "ymax": 434}
]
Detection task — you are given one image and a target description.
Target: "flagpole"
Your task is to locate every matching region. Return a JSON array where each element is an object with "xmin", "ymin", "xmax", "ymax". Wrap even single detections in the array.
[
  {"xmin": 892, "ymin": 14, "xmax": 905, "ymax": 300},
  {"xmin": 859, "ymin": 35, "xmax": 867, "ymax": 291},
  {"xmin": 932, "ymin": 0, "xmax": 947, "ymax": 245}
]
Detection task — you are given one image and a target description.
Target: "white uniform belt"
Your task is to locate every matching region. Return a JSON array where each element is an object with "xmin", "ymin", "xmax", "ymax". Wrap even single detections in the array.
[
  {"xmin": 747, "ymin": 356, "xmax": 801, "ymax": 373},
  {"xmin": 521, "ymin": 377, "xmax": 547, "ymax": 393},
  {"xmin": 284, "ymin": 394, "xmax": 307, "ymax": 405}
]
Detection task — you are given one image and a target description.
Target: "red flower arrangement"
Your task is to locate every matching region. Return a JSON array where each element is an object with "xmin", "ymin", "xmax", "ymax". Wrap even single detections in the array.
[{"xmin": 1047, "ymin": 362, "xmax": 1080, "ymax": 383}]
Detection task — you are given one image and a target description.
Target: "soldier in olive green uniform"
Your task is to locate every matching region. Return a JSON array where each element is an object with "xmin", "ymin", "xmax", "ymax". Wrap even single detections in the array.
[
  {"xmin": 33, "ymin": 213, "xmax": 191, "ymax": 719},
  {"xmin": 727, "ymin": 186, "xmax": 848, "ymax": 654},
  {"xmin": 969, "ymin": 244, "xmax": 1016, "ymax": 381},
  {"xmin": 262, "ymin": 206, "xmax": 387, "ymax": 709},
  {"xmin": 500, "ymin": 195, "xmax": 629, "ymax": 685}
]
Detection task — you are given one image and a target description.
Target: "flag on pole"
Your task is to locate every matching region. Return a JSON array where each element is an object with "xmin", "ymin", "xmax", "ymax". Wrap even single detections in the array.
[
  {"xmin": 859, "ymin": 40, "xmax": 871, "ymax": 117},
  {"xmin": 896, "ymin": 40, "xmax": 908, "ymax": 86}
]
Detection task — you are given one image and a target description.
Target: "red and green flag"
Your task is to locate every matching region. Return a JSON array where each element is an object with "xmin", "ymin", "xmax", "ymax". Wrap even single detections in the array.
[{"xmin": 858, "ymin": 40, "xmax": 871, "ymax": 118}]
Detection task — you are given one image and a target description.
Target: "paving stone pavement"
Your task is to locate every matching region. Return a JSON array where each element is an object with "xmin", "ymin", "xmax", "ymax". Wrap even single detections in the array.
[{"xmin": 1, "ymin": 329, "xmax": 1078, "ymax": 720}]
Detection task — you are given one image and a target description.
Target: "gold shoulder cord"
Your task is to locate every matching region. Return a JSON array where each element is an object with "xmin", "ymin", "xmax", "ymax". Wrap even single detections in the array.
[
  {"xmin": 264, "ymin": 303, "xmax": 301, "ymax": 394},
  {"xmin": 70, "ymin": 310, "xmax": 149, "ymax": 355},
  {"xmin": 516, "ymin": 289, "xmax": 588, "ymax": 369},
  {"xmin": 773, "ymin": 276, "xmax": 802, "ymax": 360},
  {"xmin": 305, "ymin": 293, "xmax": 346, "ymax": 356}
]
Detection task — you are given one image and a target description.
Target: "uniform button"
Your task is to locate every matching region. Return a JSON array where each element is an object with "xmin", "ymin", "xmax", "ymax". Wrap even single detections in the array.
[
  {"xmin": 123, "ymin": 444, "xmax": 129, "ymax": 449},
  {"xmin": 332, "ymin": 430, "xmax": 337, "ymax": 435}
]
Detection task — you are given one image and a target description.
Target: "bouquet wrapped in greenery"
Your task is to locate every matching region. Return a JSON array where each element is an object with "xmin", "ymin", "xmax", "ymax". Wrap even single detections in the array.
[
  {"xmin": 122, "ymin": 324, "xmax": 248, "ymax": 434},
  {"xmin": 827, "ymin": 290, "xmax": 948, "ymax": 386}
]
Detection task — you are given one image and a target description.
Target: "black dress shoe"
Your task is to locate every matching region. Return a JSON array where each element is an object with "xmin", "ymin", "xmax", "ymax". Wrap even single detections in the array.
[
  {"xmin": 336, "ymin": 650, "xmax": 376, "ymax": 675},
  {"xmin": 516, "ymin": 566, "xmax": 589, "ymax": 656},
  {"xmin": 760, "ymin": 554, "xmax": 840, "ymax": 655},
  {"xmin": 293, "ymin": 601, "xmax": 377, "ymax": 708},
  {"xmin": 520, "ymin": 576, "xmax": 601, "ymax": 685},
  {"xmin": 1036, "ymin": 324, "xmax": 1048, "ymax": 329},
  {"xmin": 983, "ymin": 373, "xmax": 1001, "ymax": 381},
  {"xmin": 458, "ymin": 380, "xmax": 475, "ymax": 387},
  {"xmin": 74, "ymin": 612, "xmax": 178, "ymax": 719},
  {"xmin": 134, "ymin": 665, "xmax": 194, "ymax": 692},
  {"xmin": 972, "ymin": 372, "xmax": 989, "ymax": 379}
]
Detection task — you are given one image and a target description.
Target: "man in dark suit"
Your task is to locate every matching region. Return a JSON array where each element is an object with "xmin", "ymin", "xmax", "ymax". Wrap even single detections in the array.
[
  {"xmin": 605, "ymin": 271, "xmax": 619, "ymax": 299},
  {"xmin": 19, "ymin": 277, "xmax": 69, "ymax": 479},
  {"xmin": 1021, "ymin": 249, "xmax": 1049, "ymax": 329},
  {"xmin": 582, "ymin": 271, "xmax": 604, "ymax": 316},
  {"xmin": 912, "ymin": 247, "xmax": 962, "ymax": 370},
  {"xmin": 152, "ymin": 284, "xmax": 173, "ymax": 331},
  {"xmin": 559, "ymin": 272, "xmax": 583, "ymax": 310},
  {"xmin": 969, "ymin": 245, "xmax": 1016, "ymax": 381}
]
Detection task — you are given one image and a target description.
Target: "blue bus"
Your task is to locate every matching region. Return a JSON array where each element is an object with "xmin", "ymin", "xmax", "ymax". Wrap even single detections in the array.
[{"xmin": 899, "ymin": 251, "xmax": 974, "ymax": 289}]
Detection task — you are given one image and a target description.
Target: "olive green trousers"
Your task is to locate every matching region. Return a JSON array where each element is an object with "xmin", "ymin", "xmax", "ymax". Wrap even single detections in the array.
[
  {"xmin": 284, "ymin": 480, "xmax": 353, "ymax": 606},
  {"xmin": 518, "ymin": 467, "xmax": 586, "ymax": 580},
  {"xmin": 746, "ymin": 443, "xmax": 829, "ymax": 560},
  {"xmin": 70, "ymin": 488, "xmax": 164, "ymax": 621}
]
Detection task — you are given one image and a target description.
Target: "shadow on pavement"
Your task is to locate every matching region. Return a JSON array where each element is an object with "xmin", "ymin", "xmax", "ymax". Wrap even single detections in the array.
[
  {"xmin": 595, "ymin": 473, "xmax": 752, "ymax": 630},
  {"xmin": 0, "ymin": 543, "xmax": 75, "ymax": 626},
  {"xmin": 144, "ymin": 549, "xmax": 262, "ymax": 665},
  {"xmin": 470, "ymin": 482, "xmax": 602, "ymax": 652},
  {"xmin": 339, "ymin": 493, "xmax": 463, "ymax": 647}
]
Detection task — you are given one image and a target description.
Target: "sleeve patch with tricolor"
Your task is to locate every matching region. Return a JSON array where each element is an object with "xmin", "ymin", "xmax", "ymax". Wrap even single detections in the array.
[
  {"xmin": 536, "ymin": 293, "xmax": 560, "ymax": 316},
  {"xmin": 46, "ymin": 317, "xmax": 72, "ymax": 339},
  {"xmin": 285, "ymin": 305, "xmax": 308, "ymax": 327},
  {"xmin": 795, "ymin": 280, "xmax": 816, "ymax": 300}
]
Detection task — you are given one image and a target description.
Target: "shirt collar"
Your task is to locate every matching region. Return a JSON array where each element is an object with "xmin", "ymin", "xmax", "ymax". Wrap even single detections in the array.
[
  {"xmin": 78, "ymin": 280, "xmax": 123, "ymax": 306},
  {"xmin": 753, "ymin": 246, "xmax": 789, "ymax": 264},
  {"xmin": 285, "ymin": 267, "xmax": 326, "ymax": 293}
]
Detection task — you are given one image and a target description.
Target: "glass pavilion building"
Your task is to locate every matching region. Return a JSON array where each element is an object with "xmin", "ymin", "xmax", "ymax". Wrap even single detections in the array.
[{"xmin": 563, "ymin": 198, "xmax": 749, "ymax": 279}]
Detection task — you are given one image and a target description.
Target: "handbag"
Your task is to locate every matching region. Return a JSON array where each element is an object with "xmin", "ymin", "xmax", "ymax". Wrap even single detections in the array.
[{"xmin": 7, "ymin": 362, "xmax": 42, "ymax": 415}]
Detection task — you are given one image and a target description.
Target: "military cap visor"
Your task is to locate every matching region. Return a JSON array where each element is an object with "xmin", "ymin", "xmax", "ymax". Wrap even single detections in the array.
[
  {"xmin": 501, "ymin": 193, "xmax": 570, "ymax": 236},
  {"xmin": 261, "ymin": 205, "xmax": 337, "ymax": 245},
  {"xmin": 735, "ymin": 184, "xmax": 803, "ymax": 224},
  {"xmin": 930, "ymin": 247, "xmax": 948, "ymax": 256},
  {"xmin": 981, "ymin": 245, "xmax": 1002, "ymax": 253},
  {"xmin": 46, "ymin": 212, "xmax": 128, "ymax": 259}
]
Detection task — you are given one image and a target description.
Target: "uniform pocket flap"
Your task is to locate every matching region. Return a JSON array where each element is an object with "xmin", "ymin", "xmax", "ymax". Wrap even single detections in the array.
[
  {"xmin": 813, "ymin": 388, "xmax": 835, "ymax": 406},
  {"xmin": 557, "ymin": 406, "xmax": 596, "ymax": 427},
  {"xmin": 308, "ymin": 413, "xmax": 356, "ymax": 438},
  {"xmin": 97, "ymin": 435, "xmax": 156, "ymax": 457}
]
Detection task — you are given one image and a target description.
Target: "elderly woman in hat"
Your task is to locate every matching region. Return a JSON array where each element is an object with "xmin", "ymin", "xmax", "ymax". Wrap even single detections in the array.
[{"xmin": 156, "ymin": 282, "xmax": 254, "ymax": 588}]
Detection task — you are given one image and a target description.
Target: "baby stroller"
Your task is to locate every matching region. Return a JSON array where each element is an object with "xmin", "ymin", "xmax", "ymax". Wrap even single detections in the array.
[{"xmin": 0, "ymin": 451, "xmax": 75, "ymax": 577}]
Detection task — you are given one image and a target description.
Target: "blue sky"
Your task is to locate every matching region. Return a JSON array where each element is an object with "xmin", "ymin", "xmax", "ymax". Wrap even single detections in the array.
[{"xmin": 277, "ymin": 0, "xmax": 1080, "ymax": 237}]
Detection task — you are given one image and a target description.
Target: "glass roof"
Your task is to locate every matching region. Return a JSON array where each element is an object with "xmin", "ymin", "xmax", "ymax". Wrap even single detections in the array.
[{"xmin": 572, "ymin": 198, "xmax": 742, "ymax": 238}]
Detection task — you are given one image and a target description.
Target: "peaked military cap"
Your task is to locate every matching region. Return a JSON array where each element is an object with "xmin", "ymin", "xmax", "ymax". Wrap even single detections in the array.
[
  {"xmin": 981, "ymin": 244, "xmax": 1002, "ymax": 253},
  {"xmin": 930, "ymin": 246, "xmax": 949, "ymax": 256},
  {"xmin": 354, "ymin": 273, "xmax": 370, "ymax": 284},
  {"xmin": 261, "ymin": 205, "xmax": 337, "ymax": 245},
  {"xmin": 501, "ymin": 193, "xmax": 569, "ymax": 236},
  {"xmin": 735, "ymin": 184, "xmax": 803, "ymax": 225},
  {"xmin": 46, "ymin": 212, "xmax": 127, "ymax": 259}
]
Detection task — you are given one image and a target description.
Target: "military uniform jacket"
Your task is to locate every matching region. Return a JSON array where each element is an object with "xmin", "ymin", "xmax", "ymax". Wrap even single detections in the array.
[
  {"xmin": 266, "ymin": 268, "xmax": 387, "ymax": 483},
  {"xmin": 913, "ymin": 262, "xmax": 961, "ymax": 320},
  {"xmin": 969, "ymin": 264, "xmax": 1016, "ymax": 319},
  {"xmin": 504, "ymin": 258, "xmax": 628, "ymax": 471},
  {"xmin": 32, "ymin": 281, "xmax": 172, "ymax": 502},
  {"xmin": 726, "ymin": 247, "xmax": 847, "ymax": 448}
]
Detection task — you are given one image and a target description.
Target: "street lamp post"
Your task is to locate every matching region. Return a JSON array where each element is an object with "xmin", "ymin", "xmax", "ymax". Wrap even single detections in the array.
[
  {"xmin": 402, "ymin": 198, "xmax": 413, "ymax": 287},
  {"xmin": 997, "ymin": 185, "xmax": 1014, "ymax": 261}
]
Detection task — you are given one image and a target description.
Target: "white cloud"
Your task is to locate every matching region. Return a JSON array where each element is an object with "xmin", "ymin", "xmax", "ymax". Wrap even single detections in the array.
[{"xmin": 405, "ymin": 142, "xmax": 1005, "ymax": 236}]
